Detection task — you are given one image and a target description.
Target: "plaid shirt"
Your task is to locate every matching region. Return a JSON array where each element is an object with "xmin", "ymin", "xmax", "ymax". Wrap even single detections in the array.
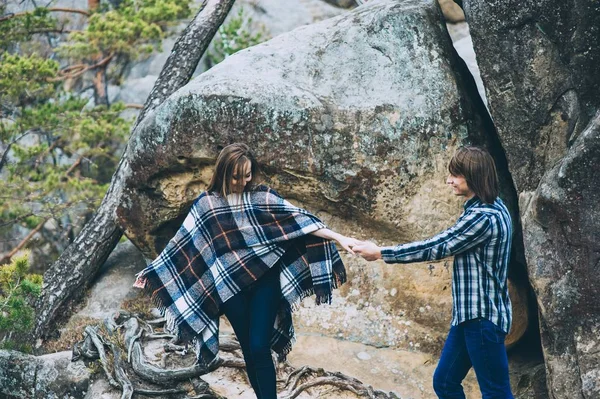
[
  {"xmin": 136, "ymin": 185, "xmax": 346, "ymax": 365},
  {"xmin": 381, "ymin": 196, "xmax": 512, "ymax": 333}
]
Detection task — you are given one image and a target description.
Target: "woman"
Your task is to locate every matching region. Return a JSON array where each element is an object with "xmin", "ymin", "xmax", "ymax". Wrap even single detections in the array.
[{"xmin": 135, "ymin": 143, "xmax": 357, "ymax": 399}]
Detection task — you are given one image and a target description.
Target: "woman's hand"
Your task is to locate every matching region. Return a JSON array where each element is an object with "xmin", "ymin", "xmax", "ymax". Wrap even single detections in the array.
[
  {"xmin": 133, "ymin": 276, "xmax": 147, "ymax": 289},
  {"xmin": 310, "ymin": 228, "xmax": 362, "ymax": 255},
  {"xmin": 336, "ymin": 236, "xmax": 362, "ymax": 255}
]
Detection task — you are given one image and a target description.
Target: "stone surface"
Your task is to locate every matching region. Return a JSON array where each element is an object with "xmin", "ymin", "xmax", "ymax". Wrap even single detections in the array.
[
  {"xmin": 126, "ymin": 0, "xmax": 346, "ymax": 100},
  {"xmin": 521, "ymin": 113, "xmax": 600, "ymax": 399},
  {"xmin": 463, "ymin": 0, "xmax": 600, "ymax": 396},
  {"xmin": 0, "ymin": 350, "xmax": 90, "ymax": 399},
  {"xmin": 75, "ymin": 240, "xmax": 146, "ymax": 320},
  {"xmin": 119, "ymin": 0, "xmax": 495, "ymax": 258},
  {"xmin": 463, "ymin": 0, "xmax": 600, "ymax": 194}
]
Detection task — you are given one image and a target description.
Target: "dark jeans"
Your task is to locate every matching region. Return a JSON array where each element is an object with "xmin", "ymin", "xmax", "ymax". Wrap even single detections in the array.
[
  {"xmin": 433, "ymin": 318, "xmax": 514, "ymax": 399},
  {"xmin": 222, "ymin": 266, "xmax": 281, "ymax": 399}
]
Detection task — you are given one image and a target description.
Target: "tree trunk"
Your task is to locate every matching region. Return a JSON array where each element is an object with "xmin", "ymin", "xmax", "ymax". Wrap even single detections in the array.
[
  {"xmin": 133, "ymin": 0, "xmax": 237, "ymax": 130},
  {"xmin": 32, "ymin": 0, "xmax": 237, "ymax": 342},
  {"xmin": 32, "ymin": 173, "xmax": 123, "ymax": 341},
  {"xmin": 92, "ymin": 66, "xmax": 109, "ymax": 107}
]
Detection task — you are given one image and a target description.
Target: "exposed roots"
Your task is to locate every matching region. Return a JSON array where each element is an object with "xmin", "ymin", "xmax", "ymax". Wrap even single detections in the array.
[
  {"xmin": 74, "ymin": 310, "xmax": 400, "ymax": 398},
  {"xmin": 279, "ymin": 365, "xmax": 400, "ymax": 398}
]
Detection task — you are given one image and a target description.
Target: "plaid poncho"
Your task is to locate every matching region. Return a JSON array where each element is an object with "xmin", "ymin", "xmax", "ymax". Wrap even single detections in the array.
[{"xmin": 136, "ymin": 185, "xmax": 346, "ymax": 366}]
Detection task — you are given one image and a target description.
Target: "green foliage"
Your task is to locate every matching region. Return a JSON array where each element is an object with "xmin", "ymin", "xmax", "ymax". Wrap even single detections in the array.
[
  {"xmin": 208, "ymin": 7, "xmax": 268, "ymax": 65},
  {"xmin": 0, "ymin": 0, "xmax": 194, "ymax": 263},
  {"xmin": 0, "ymin": 6, "xmax": 58, "ymax": 49},
  {"xmin": 0, "ymin": 55, "xmax": 130, "ymax": 232},
  {"xmin": 58, "ymin": 0, "xmax": 193, "ymax": 62},
  {"xmin": 0, "ymin": 252, "xmax": 42, "ymax": 351},
  {"xmin": 0, "ymin": 53, "xmax": 59, "ymax": 107}
]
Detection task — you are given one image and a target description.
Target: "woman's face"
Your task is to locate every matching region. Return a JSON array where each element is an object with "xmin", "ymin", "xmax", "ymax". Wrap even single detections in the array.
[{"xmin": 231, "ymin": 160, "xmax": 252, "ymax": 193}]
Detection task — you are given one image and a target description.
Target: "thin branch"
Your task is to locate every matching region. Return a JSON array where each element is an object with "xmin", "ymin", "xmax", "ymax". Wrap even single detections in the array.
[
  {"xmin": 145, "ymin": 333, "xmax": 176, "ymax": 340},
  {"xmin": 0, "ymin": 7, "xmax": 90, "ymax": 23},
  {"xmin": 134, "ymin": 388, "xmax": 187, "ymax": 396},
  {"xmin": 33, "ymin": 137, "xmax": 61, "ymax": 168},
  {"xmin": 9, "ymin": 27, "xmax": 79, "ymax": 35},
  {"xmin": 124, "ymin": 103, "xmax": 143, "ymax": 110},
  {"xmin": 0, "ymin": 213, "xmax": 35, "ymax": 228},
  {"xmin": 50, "ymin": 53, "xmax": 114, "ymax": 81},
  {"xmin": 0, "ymin": 217, "xmax": 48, "ymax": 265},
  {"xmin": 65, "ymin": 155, "xmax": 83, "ymax": 176},
  {"xmin": 0, "ymin": 277, "xmax": 21, "ymax": 312},
  {"xmin": 0, "ymin": 130, "xmax": 36, "ymax": 173}
]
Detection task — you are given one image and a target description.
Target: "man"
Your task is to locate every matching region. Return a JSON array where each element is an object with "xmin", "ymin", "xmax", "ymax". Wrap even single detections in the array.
[{"xmin": 353, "ymin": 146, "xmax": 514, "ymax": 399}]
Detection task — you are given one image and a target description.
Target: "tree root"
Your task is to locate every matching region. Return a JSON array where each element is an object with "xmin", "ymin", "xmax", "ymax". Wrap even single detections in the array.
[
  {"xmin": 83, "ymin": 326, "xmax": 120, "ymax": 389},
  {"xmin": 74, "ymin": 311, "xmax": 400, "ymax": 399},
  {"xmin": 135, "ymin": 388, "xmax": 187, "ymax": 396},
  {"xmin": 279, "ymin": 364, "xmax": 401, "ymax": 399}
]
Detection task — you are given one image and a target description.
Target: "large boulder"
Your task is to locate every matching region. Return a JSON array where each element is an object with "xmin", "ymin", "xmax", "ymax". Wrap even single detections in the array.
[
  {"xmin": 463, "ymin": 0, "xmax": 599, "ymax": 193},
  {"xmin": 0, "ymin": 350, "xmax": 90, "ymax": 399},
  {"xmin": 463, "ymin": 0, "xmax": 600, "ymax": 396},
  {"xmin": 521, "ymin": 113, "xmax": 600, "ymax": 399},
  {"xmin": 117, "ymin": 0, "xmax": 530, "ymax": 354}
]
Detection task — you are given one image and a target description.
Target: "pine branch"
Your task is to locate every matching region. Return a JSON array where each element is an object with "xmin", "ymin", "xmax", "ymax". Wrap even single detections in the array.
[{"xmin": 0, "ymin": 7, "xmax": 90, "ymax": 23}]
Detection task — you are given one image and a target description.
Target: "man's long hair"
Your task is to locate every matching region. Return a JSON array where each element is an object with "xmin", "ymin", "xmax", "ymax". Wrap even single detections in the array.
[
  {"xmin": 207, "ymin": 143, "xmax": 259, "ymax": 197},
  {"xmin": 448, "ymin": 146, "xmax": 499, "ymax": 204}
]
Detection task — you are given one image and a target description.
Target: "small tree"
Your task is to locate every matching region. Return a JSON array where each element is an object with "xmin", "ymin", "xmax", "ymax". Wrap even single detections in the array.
[
  {"xmin": 0, "ymin": 0, "xmax": 194, "ymax": 265},
  {"xmin": 0, "ymin": 53, "xmax": 130, "ymax": 264},
  {"xmin": 0, "ymin": 251, "xmax": 42, "ymax": 351}
]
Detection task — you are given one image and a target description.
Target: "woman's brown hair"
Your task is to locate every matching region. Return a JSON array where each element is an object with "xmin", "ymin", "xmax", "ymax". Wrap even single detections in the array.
[
  {"xmin": 448, "ymin": 146, "xmax": 499, "ymax": 204},
  {"xmin": 207, "ymin": 143, "xmax": 259, "ymax": 197}
]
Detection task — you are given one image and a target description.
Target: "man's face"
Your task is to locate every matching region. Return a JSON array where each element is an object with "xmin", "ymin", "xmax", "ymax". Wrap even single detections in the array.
[{"xmin": 446, "ymin": 174, "xmax": 475, "ymax": 199}]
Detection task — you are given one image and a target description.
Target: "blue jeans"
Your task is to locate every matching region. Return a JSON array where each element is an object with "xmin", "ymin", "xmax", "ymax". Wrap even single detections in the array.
[
  {"xmin": 433, "ymin": 318, "xmax": 514, "ymax": 399},
  {"xmin": 222, "ymin": 266, "xmax": 281, "ymax": 399}
]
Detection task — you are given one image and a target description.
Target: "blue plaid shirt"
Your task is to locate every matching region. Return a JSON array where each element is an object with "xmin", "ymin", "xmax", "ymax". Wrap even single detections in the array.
[{"xmin": 381, "ymin": 196, "xmax": 512, "ymax": 333}]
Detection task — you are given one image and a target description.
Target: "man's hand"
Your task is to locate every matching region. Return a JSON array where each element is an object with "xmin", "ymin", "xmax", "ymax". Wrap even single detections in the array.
[{"xmin": 353, "ymin": 241, "xmax": 383, "ymax": 261}]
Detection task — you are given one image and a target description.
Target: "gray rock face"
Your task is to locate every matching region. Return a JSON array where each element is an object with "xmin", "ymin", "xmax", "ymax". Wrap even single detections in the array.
[
  {"xmin": 124, "ymin": 0, "xmax": 346, "ymax": 102},
  {"xmin": 463, "ymin": 0, "xmax": 600, "ymax": 193},
  {"xmin": 521, "ymin": 113, "xmax": 600, "ymax": 399},
  {"xmin": 76, "ymin": 240, "xmax": 146, "ymax": 320},
  {"xmin": 0, "ymin": 350, "xmax": 90, "ymax": 399},
  {"xmin": 463, "ymin": 0, "xmax": 600, "ymax": 396},
  {"xmin": 118, "ymin": 0, "xmax": 496, "ymax": 258}
]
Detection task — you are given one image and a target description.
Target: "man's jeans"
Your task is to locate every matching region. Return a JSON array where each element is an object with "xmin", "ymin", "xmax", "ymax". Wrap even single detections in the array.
[{"xmin": 433, "ymin": 318, "xmax": 514, "ymax": 399}]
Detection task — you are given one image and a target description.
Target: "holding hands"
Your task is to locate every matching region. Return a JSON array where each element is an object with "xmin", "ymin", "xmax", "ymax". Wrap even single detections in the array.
[
  {"xmin": 352, "ymin": 241, "xmax": 383, "ymax": 261},
  {"xmin": 311, "ymin": 228, "xmax": 382, "ymax": 260},
  {"xmin": 336, "ymin": 235, "xmax": 363, "ymax": 255}
]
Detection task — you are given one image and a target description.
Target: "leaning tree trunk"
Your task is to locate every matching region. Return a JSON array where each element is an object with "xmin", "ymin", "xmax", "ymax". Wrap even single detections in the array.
[{"xmin": 33, "ymin": 0, "xmax": 237, "ymax": 342}]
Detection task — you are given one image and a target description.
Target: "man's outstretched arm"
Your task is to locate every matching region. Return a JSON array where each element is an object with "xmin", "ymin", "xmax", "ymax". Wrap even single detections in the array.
[{"xmin": 354, "ymin": 211, "xmax": 492, "ymax": 262}]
